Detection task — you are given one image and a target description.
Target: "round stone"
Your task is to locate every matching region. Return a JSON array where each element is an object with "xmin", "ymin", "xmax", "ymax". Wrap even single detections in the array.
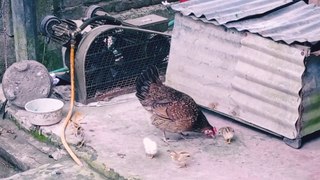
[{"xmin": 2, "ymin": 60, "xmax": 52, "ymax": 108}]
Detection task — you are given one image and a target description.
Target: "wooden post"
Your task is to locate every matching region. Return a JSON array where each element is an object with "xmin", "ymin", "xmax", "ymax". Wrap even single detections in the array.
[{"xmin": 11, "ymin": 0, "xmax": 37, "ymax": 61}]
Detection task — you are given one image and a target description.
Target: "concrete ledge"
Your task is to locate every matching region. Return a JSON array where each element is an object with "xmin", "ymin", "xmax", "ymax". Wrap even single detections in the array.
[
  {"xmin": 4, "ymin": 96, "xmax": 131, "ymax": 179},
  {"xmin": 4, "ymin": 160, "xmax": 107, "ymax": 180}
]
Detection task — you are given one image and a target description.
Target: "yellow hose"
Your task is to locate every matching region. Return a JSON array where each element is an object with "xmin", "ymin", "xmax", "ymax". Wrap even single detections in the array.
[{"xmin": 60, "ymin": 42, "xmax": 83, "ymax": 166}]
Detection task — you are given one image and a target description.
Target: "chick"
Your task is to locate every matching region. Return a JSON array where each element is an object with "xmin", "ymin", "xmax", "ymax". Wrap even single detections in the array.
[
  {"xmin": 143, "ymin": 137, "xmax": 158, "ymax": 158},
  {"xmin": 218, "ymin": 127, "xmax": 235, "ymax": 144},
  {"xmin": 168, "ymin": 150, "xmax": 191, "ymax": 168}
]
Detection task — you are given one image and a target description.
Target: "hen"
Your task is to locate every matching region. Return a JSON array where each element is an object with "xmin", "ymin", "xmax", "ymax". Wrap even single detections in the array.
[{"xmin": 136, "ymin": 66, "xmax": 216, "ymax": 141}]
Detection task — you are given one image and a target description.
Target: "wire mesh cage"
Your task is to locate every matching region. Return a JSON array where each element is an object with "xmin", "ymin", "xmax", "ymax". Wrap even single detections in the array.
[{"xmin": 75, "ymin": 25, "xmax": 171, "ymax": 104}]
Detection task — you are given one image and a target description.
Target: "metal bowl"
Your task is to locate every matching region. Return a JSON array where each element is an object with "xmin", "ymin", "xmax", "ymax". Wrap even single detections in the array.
[{"xmin": 24, "ymin": 98, "xmax": 64, "ymax": 126}]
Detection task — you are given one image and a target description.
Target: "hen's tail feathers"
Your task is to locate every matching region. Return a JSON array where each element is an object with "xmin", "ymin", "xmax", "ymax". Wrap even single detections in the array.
[{"xmin": 136, "ymin": 65, "xmax": 161, "ymax": 101}]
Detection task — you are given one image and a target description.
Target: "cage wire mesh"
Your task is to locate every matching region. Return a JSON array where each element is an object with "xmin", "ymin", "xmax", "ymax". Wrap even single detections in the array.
[{"xmin": 76, "ymin": 26, "xmax": 170, "ymax": 103}]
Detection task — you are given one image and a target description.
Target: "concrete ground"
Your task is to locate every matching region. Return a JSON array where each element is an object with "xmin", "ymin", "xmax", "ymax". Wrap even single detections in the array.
[{"xmin": 3, "ymin": 92, "xmax": 320, "ymax": 180}]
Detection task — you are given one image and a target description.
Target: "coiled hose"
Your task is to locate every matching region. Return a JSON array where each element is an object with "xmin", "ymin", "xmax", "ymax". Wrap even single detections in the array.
[{"xmin": 60, "ymin": 36, "xmax": 83, "ymax": 166}]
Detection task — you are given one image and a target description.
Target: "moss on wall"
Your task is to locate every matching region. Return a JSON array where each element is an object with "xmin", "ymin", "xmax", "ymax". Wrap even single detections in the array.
[
  {"xmin": 36, "ymin": 37, "xmax": 64, "ymax": 72},
  {"xmin": 35, "ymin": 0, "xmax": 64, "ymax": 71}
]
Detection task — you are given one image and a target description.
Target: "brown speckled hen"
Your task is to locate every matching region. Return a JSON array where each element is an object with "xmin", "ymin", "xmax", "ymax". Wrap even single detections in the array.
[{"xmin": 136, "ymin": 66, "xmax": 216, "ymax": 141}]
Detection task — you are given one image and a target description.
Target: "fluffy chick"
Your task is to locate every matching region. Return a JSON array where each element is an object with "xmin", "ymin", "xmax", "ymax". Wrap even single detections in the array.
[
  {"xmin": 168, "ymin": 150, "xmax": 191, "ymax": 168},
  {"xmin": 218, "ymin": 127, "xmax": 235, "ymax": 144},
  {"xmin": 143, "ymin": 137, "xmax": 158, "ymax": 158}
]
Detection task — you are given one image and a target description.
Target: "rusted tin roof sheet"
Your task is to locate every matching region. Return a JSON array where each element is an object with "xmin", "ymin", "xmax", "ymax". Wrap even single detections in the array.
[{"xmin": 172, "ymin": 0, "xmax": 320, "ymax": 44}]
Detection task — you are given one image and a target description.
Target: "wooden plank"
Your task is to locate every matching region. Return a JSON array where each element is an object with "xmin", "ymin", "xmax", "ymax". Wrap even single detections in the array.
[{"xmin": 11, "ymin": 0, "xmax": 37, "ymax": 61}]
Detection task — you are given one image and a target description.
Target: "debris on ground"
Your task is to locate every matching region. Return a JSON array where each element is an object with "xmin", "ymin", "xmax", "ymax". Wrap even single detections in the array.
[
  {"xmin": 117, "ymin": 153, "xmax": 126, "ymax": 159},
  {"xmin": 66, "ymin": 111, "xmax": 86, "ymax": 148},
  {"xmin": 52, "ymin": 85, "xmax": 71, "ymax": 101},
  {"xmin": 49, "ymin": 149, "xmax": 67, "ymax": 161},
  {"xmin": 0, "ymin": 127, "xmax": 15, "ymax": 136}
]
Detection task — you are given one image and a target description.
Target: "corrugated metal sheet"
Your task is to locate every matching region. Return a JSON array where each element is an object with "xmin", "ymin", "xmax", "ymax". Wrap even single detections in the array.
[
  {"xmin": 226, "ymin": 1, "xmax": 320, "ymax": 44},
  {"xmin": 166, "ymin": 14, "xmax": 306, "ymax": 139},
  {"xmin": 172, "ymin": 0, "xmax": 293, "ymax": 24},
  {"xmin": 172, "ymin": 0, "xmax": 320, "ymax": 44}
]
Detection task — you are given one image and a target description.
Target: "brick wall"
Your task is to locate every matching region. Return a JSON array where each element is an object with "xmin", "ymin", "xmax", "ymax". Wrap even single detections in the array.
[{"xmin": 40, "ymin": 0, "xmax": 177, "ymax": 20}]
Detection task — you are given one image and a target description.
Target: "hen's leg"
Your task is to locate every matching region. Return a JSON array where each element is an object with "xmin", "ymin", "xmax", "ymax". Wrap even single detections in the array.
[
  {"xmin": 180, "ymin": 132, "xmax": 189, "ymax": 136},
  {"xmin": 151, "ymin": 115, "xmax": 174, "ymax": 142},
  {"xmin": 163, "ymin": 131, "xmax": 169, "ymax": 141},
  {"xmin": 162, "ymin": 131, "xmax": 178, "ymax": 142},
  {"xmin": 179, "ymin": 132, "xmax": 189, "ymax": 140},
  {"xmin": 163, "ymin": 132, "xmax": 190, "ymax": 142},
  {"xmin": 152, "ymin": 115, "xmax": 190, "ymax": 142}
]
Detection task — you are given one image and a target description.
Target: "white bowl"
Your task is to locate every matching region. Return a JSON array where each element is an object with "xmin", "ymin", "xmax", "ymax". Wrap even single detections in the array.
[{"xmin": 25, "ymin": 98, "xmax": 64, "ymax": 126}]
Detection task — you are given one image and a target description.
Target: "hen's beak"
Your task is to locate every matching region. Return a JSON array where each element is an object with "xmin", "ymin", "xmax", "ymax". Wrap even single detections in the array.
[
  {"xmin": 212, "ymin": 127, "xmax": 217, "ymax": 138},
  {"xmin": 213, "ymin": 127, "xmax": 218, "ymax": 133},
  {"xmin": 210, "ymin": 134, "xmax": 216, "ymax": 138}
]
